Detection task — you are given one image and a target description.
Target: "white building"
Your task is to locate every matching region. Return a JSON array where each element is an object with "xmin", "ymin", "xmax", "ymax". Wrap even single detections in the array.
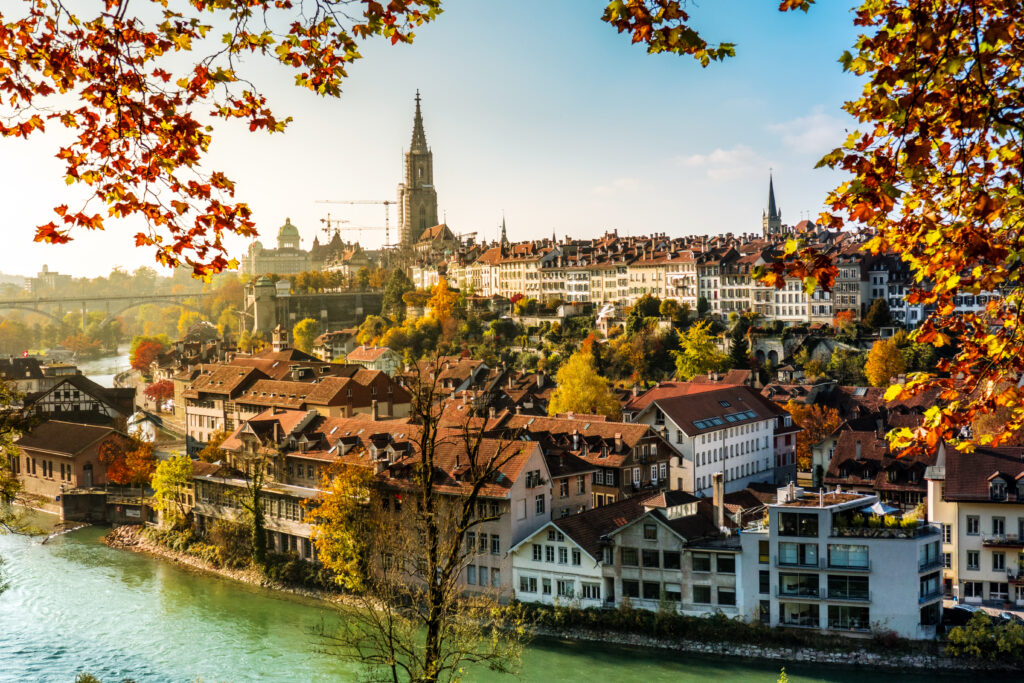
[
  {"xmin": 740, "ymin": 485, "xmax": 943, "ymax": 640},
  {"xmin": 632, "ymin": 385, "xmax": 792, "ymax": 497},
  {"xmin": 926, "ymin": 443, "xmax": 1024, "ymax": 606}
]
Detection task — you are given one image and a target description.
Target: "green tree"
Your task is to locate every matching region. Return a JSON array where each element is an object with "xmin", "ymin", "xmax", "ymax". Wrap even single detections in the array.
[
  {"xmin": 696, "ymin": 296, "xmax": 710, "ymax": 318},
  {"xmin": 626, "ymin": 294, "xmax": 661, "ymax": 335},
  {"xmin": 728, "ymin": 329, "xmax": 750, "ymax": 370},
  {"xmin": 863, "ymin": 298, "xmax": 893, "ymax": 330},
  {"xmin": 672, "ymin": 321, "xmax": 727, "ymax": 381},
  {"xmin": 151, "ymin": 454, "xmax": 194, "ymax": 529},
  {"xmin": 547, "ymin": 349, "xmax": 620, "ymax": 419},
  {"xmin": 826, "ymin": 347, "xmax": 868, "ymax": 386},
  {"xmin": 291, "ymin": 318, "xmax": 320, "ymax": 354},
  {"xmin": 382, "ymin": 269, "xmax": 415, "ymax": 321}
]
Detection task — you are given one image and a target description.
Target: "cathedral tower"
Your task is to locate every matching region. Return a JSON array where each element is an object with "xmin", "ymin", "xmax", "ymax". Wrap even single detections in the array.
[
  {"xmin": 397, "ymin": 91, "xmax": 438, "ymax": 247},
  {"xmin": 762, "ymin": 173, "xmax": 782, "ymax": 236}
]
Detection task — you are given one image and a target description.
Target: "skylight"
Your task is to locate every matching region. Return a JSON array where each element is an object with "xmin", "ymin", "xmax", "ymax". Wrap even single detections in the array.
[{"xmin": 719, "ymin": 400, "xmax": 731, "ymax": 407}]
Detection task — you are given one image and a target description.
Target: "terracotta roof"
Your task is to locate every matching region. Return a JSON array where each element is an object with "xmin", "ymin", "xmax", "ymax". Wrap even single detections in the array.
[
  {"xmin": 646, "ymin": 385, "xmax": 786, "ymax": 437},
  {"xmin": 183, "ymin": 365, "xmax": 267, "ymax": 399},
  {"xmin": 347, "ymin": 345, "xmax": 396, "ymax": 363},
  {"xmin": 624, "ymin": 381, "xmax": 738, "ymax": 412}
]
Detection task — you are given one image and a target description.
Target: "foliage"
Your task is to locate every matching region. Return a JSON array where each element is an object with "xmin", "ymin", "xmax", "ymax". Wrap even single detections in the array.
[
  {"xmin": 237, "ymin": 329, "xmax": 265, "ymax": 354},
  {"xmin": 197, "ymin": 429, "xmax": 230, "ymax": 463},
  {"xmin": 727, "ymin": 323, "xmax": 750, "ymax": 370},
  {"xmin": 826, "ymin": 347, "xmax": 867, "ymax": 386},
  {"xmin": 309, "ymin": 464, "xmax": 375, "ymax": 593},
  {"xmin": 291, "ymin": 317, "xmax": 320, "ymax": 354},
  {"xmin": 129, "ymin": 335, "xmax": 170, "ymax": 372},
  {"xmin": 832, "ymin": 310, "xmax": 857, "ymax": 337},
  {"xmin": 672, "ymin": 321, "xmax": 726, "ymax": 381},
  {"xmin": 864, "ymin": 339, "xmax": 906, "ymax": 388},
  {"xmin": 98, "ymin": 436, "xmax": 157, "ymax": 486},
  {"xmin": 784, "ymin": 401, "xmax": 842, "ymax": 471},
  {"xmin": 151, "ymin": 454, "xmax": 194, "ymax": 528},
  {"xmin": 696, "ymin": 296, "xmax": 710, "ymax": 318},
  {"xmin": 946, "ymin": 612, "xmax": 1024, "ymax": 666},
  {"xmin": 143, "ymin": 379, "xmax": 175, "ymax": 407},
  {"xmin": 625, "ymin": 294, "xmax": 661, "ymax": 335},
  {"xmin": 60, "ymin": 333, "xmax": 104, "ymax": 359},
  {"xmin": 426, "ymin": 278, "xmax": 459, "ymax": 333},
  {"xmin": 547, "ymin": 349, "xmax": 620, "ymax": 419},
  {"xmin": 0, "ymin": 1, "xmax": 445, "ymax": 275},
  {"xmin": 208, "ymin": 516, "xmax": 253, "ymax": 569},
  {"xmin": 0, "ymin": 379, "xmax": 41, "ymax": 534},
  {"xmin": 356, "ymin": 315, "xmax": 391, "ymax": 346}
]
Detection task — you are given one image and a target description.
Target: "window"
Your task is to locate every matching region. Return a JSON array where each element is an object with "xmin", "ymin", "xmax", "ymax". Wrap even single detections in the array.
[
  {"xmin": 716, "ymin": 554, "xmax": 736, "ymax": 574},
  {"xmin": 622, "ymin": 580, "xmax": 640, "ymax": 598},
  {"xmin": 993, "ymin": 517, "xmax": 1005, "ymax": 536},
  {"xmin": 663, "ymin": 551, "xmax": 681, "ymax": 569},
  {"xmin": 692, "ymin": 585, "xmax": 711, "ymax": 604},
  {"xmin": 545, "ymin": 545, "xmax": 555, "ymax": 563},
  {"xmin": 717, "ymin": 588, "xmax": 736, "ymax": 606},
  {"xmin": 779, "ymin": 573, "xmax": 820, "ymax": 598},
  {"xmin": 632, "ymin": 468, "xmax": 640, "ymax": 485},
  {"xmin": 467, "ymin": 532, "xmax": 476, "ymax": 553},
  {"xmin": 920, "ymin": 572, "xmax": 940, "ymax": 600},
  {"xmin": 758, "ymin": 540, "xmax": 770, "ymax": 564},
  {"xmin": 942, "ymin": 523, "xmax": 951, "ymax": 544},
  {"xmin": 576, "ymin": 475, "xmax": 585, "ymax": 495},
  {"xmin": 990, "ymin": 582, "xmax": 1009, "ymax": 600},
  {"xmin": 778, "ymin": 512, "xmax": 818, "ymax": 537},
  {"xmin": 558, "ymin": 547, "xmax": 568, "ymax": 564},
  {"xmin": 650, "ymin": 464, "xmax": 658, "ymax": 483},
  {"xmin": 643, "ymin": 523, "xmax": 657, "ymax": 540},
  {"xmin": 659, "ymin": 463, "xmax": 667, "ymax": 479},
  {"xmin": 641, "ymin": 549, "xmax": 660, "ymax": 568},
  {"xmin": 963, "ymin": 580, "xmax": 983, "ymax": 598},
  {"xmin": 828, "ymin": 575, "xmax": 869, "ymax": 600},
  {"xmin": 479, "ymin": 567, "xmax": 488, "ymax": 586},
  {"xmin": 542, "ymin": 578, "xmax": 552, "ymax": 595},
  {"xmin": 827, "ymin": 544, "xmax": 866, "ymax": 569},
  {"xmin": 943, "ymin": 552, "xmax": 952, "ymax": 568},
  {"xmin": 535, "ymin": 494, "xmax": 545, "ymax": 515},
  {"xmin": 643, "ymin": 581, "xmax": 661, "ymax": 600},
  {"xmin": 520, "ymin": 576, "xmax": 537, "ymax": 593},
  {"xmin": 967, "ymin": 550, "xmax": 980, "ymax": 571},
  {"xmin": 828, "ymin": 605, "xmax": 870, "ymax": 631},
  {"xmin": 491, "ymin": 536, "xmax": 500, "ymax": 555},
  {"xmin": 759, "ymin": 570, "xmax": 770, "ymax": 594},
  {"xmin": 479, "ymin": 533, "xmax": 488, "ymax": 552},
  {"xmin": 516, "ymin": 499, "xmax": 527, "ymax": 520},
  {"xmin": 559, "ymin": 480, "xmax": 569, "ymax": 498},
  {"xmin": 993, "ymin": 552, "xmax": 1006, "ymax": 571},
  {"xmin": 780, "ymin": 602, "xmax": 818, "ymax": 628},
  {"xmin": 621, "ymin": 547, "xmax": 638, "ymax": 566},
  {"xmin": 581, "ymin": 583, "xmax": 600, "ymax": 600},
  {"xmin": 531, "ymin": 544, "xmax": 541, "ymax": 562},
  {"xmin": 692, "ymin": 553, "xmax": 711, "ymax": 572},
  {"xmin": 966, "ymin": 515, "xmax": 980, "ymax": 535},
  {"xmin": 466, "ymin": 565, "xmax": 476, "ymax": 585}
]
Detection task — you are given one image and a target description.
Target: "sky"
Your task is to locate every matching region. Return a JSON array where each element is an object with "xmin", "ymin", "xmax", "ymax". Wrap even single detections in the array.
[{"xmin": 0, "ymin": 1, "xmax": 864, "ymax": 279}]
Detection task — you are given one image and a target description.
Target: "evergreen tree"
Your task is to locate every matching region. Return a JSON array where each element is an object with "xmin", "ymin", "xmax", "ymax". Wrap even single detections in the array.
[
  {"xmin": 728, "ymin": 328, "xmax": 750, "ymax": 369},
  {"xmin": 382, "ymin": 269, "xmax": 414, "ymax": 321}
]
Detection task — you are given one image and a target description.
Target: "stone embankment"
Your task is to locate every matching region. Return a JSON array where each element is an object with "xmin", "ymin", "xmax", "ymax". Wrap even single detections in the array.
[{"xmin": 105, "ymin": 525, "xmax": 1014, "ymax": 674}]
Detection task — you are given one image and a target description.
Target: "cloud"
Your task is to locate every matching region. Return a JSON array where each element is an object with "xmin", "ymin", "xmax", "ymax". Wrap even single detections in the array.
[
  {"xmin": 592, "ymin": 177, "xmax": 641, "ymax": 195},
  {"xmin": 675, "ymin": 144, "xmax": 769, "ymax": 182},
  {"xmin": 767, "ymin": 106, "xmax": 849, "ymax": 155}
]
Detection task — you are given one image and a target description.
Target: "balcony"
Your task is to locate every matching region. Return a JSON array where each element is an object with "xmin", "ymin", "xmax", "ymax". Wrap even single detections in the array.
[
  {"xmin": 827, "ymin": 590, "xmax": 871, "ymax": 603},
  {"xmin": 775, "ymin": 587, "xmax": 823, "ymax": 600},
  {"xmin": 831, "ymin": 523, "xmax": 940, "ymax": 540},
  {"xmin": 826, "ymin": 561, "xmax": 872, "ymax": 572},
  {"xmin": 982, "ymin": 534, "xmax": 1024, "ymax": 549},
  {"xmin": 919, "ymin": 589, "xmax": 943, "ymax": 604},
  {"xmin": 775, "ymin": 554, "xmax": 823, "ymax": 570},
  {"xmin": 919, "ymin": 557, "xmax": 944, "ymax": 572}
]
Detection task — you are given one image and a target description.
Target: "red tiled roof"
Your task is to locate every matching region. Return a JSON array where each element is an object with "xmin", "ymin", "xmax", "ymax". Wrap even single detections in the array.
[{"xmin": 942, "ymin": 444, "xmax": 1024, "ymax": 502}]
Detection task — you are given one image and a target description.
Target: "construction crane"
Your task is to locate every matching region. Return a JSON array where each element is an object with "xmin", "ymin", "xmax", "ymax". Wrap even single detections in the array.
[
  {"xmin": 316, "ymin": 199, "xmax": 399, "ymax": 249},
  {"xmin": 319, "ymin": 213, "xmax": 349, "ymax": 238}
]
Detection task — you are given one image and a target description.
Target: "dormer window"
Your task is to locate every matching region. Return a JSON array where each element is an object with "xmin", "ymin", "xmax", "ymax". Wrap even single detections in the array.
[
  {"xmin": 654, "ymin": 409, "xmax": 665, "ymax": 426},
  {"xmin": 991, "ymin": 481, "xmax": 1007, "ymax": 501}
]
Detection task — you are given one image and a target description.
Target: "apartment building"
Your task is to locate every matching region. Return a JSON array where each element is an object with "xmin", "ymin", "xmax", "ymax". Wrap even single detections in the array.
[
  {"xmin": 926, "ymin": 443, "xmax": 1024, "ymax": 606},
  {"xmin": 740, "ymin": 485, "xmax": 943, "ymax": 639}
]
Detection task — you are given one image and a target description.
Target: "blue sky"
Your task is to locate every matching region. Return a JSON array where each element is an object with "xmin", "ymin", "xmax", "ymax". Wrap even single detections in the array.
[{"xmin": 0, "ymin": 1, "xmax": 863, "ymax": 278}]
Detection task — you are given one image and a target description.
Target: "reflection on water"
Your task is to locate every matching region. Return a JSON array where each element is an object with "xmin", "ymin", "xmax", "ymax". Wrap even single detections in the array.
[
  {"xmin": 0, "ymin": 523, "xmax": 982, "ymax": 683},
  {"xmin": 75, "ymin": 350, "xmax": 131, "ymax": 387}
]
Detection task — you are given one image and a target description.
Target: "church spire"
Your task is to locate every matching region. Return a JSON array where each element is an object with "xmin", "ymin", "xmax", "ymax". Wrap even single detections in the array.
[
  {"xmin": 767, "ymin": 171, "xmax": 780, "ymax": 221},
  {"xmin": 410, "ymin": 89, "xmax": 428, "ymax": 153},
  {"xmin": 500, "ymin": 213, "xmax": 508, "ymax": 246}
]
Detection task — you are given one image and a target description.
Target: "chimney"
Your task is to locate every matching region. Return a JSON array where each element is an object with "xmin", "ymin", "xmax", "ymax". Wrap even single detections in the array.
[
  {"xmin": 855, "ymin": 440, "xmax": 862, "ymax": 460},
  {"xmin": 371, "ymin": 399, "xmax": 379, "ymax": 421},
  {"xmin": 488, "ymin": 406, "xmax": 496, "ymax": 419},
  {"xmin": 536, "ymin": 371, "xmax": 544, "ymax": 388},
  {"xmin": 614, "ymin": 432, "xmax": 623, "ymax": 451},
  {"xmin": 632, "ymin": 384, "xmax": 639, "ymax": 398},
  {"xmin": 713, "ymin": 472, "xmax": 725, "ymax": 530}
]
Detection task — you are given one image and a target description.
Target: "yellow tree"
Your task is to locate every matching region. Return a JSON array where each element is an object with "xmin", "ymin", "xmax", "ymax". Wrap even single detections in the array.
[
  {"xmin": 672, "ymin": 321, "xmax": 727, "ymax": 381},
  {"xmin": 865, "ymin": 339, "xmax": 906, "ymax": 388},
  {"xmin": 548, "ymin": 349, "xmax": 620, "ymax": 419},
  {"xmin": 784, "ymin": 400, "xmax": 843, "ymax": 471},
  {"xmin": 291, "ymin": 317, "xmax": 320, "ymax": 354},
  {"xmin": 426, "ymin": 278, "xmax": 457, "ymax": 326},
  {"xmin": 309, "ymin": 463, "xmax": 376, "ymax": 593}
]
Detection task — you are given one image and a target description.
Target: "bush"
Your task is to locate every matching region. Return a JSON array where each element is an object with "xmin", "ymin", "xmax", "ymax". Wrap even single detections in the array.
[
  {"xmin": 263, "ymin": 552, "xmax": 333, "ymax": 589},
  {"xmin": 947, "ymin": 612, "xmax": 1024, "ymax": 665},
  {"xmin": 209, "ymin": 517, "xmax": 252, "ymax": 569}
]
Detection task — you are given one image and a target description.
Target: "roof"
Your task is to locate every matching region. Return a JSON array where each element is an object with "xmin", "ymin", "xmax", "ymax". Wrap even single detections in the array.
[
  {"xmin": 16, "ymin": 420, "xmax": 118, "ymax": 456},
  {"xmin": 347, "ymin": 345, "xmax": 396, "ymax": 363},
  {"xmin": 943, "ymin": 444, "xmax": 1024, "ymax": 503},
  {"xmin": 0, "ymin": 357, "xmax": 44, "ymax": 381},
  {"xmin": 646, "ymin": 385, "xmax": 786, "ymax": 437},
  {"xmin": 24, "ymin": 374, "xmax": 135, "ymax": 416}
]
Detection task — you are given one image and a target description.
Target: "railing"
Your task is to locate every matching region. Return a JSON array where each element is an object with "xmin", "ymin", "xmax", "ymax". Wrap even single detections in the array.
[
  {"xmin": 827, "ymin": 590, "xmax": 871, "ymax": 603},
  {"xmin": 919, "ymin": 557, "xmax": 944, "ymax": 572},
  {"xmin": 775, "ymin": 587, "xmax": 823, "ymax": 600},
  {"xmin": 982, "ymin": 534, "xmax": 1024, "ymax": 548},
  {"xmin": 778, "ymin": 617, "xmax": 821, "ymax": 628},
  {"xmin": 831, "ymin": 524, "xmax": 940, "ymax": 539},
  {"xmin": 775, "ymin": 554, "xmax": 823, "ymax": 569},
  {"xmin": 919, "ymin": 589, "xmax": 943, "ymax": 604},
  {"xmin": 826, "ymin": 560, "xmax": 872, "ymax": 572}
]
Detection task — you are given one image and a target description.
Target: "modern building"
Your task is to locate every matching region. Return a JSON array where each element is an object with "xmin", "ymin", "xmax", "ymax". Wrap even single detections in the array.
[{"xmin": 740, "ymin": 485, "xmax": 943, "ymax": 639}]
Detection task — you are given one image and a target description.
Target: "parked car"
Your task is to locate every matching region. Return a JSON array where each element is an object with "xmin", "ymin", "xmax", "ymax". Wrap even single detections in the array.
[
  {"xmin": 943, "ymin": 604, "xmax": 981, "ymax": 628},
  {"xmin": 997, "ymin": 611, "xmax": 1024, "ymax": 625}
]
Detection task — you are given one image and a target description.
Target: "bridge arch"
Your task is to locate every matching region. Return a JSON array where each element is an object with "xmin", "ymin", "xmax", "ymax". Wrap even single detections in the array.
[
  {"xmin": 0, "ymin": 303, "xmax": 66, "ymax": 326},
  {"xmin": 99, "ymin": 298, "xmax": 206, "ymax": 327}
]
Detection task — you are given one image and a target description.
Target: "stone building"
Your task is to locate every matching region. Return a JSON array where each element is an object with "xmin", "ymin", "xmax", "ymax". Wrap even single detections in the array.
[
  {"xmin": 243, "ymin": 275, "xmax": 382, "ymax": 336},
  {"xmin": 397, "ymin": 91, "xmax": 439, "ymax": 247},
  {"xmin": 242, "ymin": 218, "xmax": 313, "ymax": 276}
]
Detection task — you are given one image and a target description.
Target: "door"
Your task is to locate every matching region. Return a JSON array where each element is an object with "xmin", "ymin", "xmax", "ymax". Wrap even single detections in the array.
[{"xmin": 82, "ymin": 463, "xmax": 93, "ymax": 488}]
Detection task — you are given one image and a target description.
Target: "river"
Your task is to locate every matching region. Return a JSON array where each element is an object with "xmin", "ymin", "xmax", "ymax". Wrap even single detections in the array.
[
  {"xmin": 75, "ymin": 351, "xmax": 131, "ymax": 388},
  {"xmin": 0, "ymin": 521, "xmax": 981, "ymax": 683}
]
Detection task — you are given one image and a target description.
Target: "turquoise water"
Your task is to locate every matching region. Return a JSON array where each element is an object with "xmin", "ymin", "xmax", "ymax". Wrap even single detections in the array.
[{"xmin": 0, "ymin": 524, "xmax": 979, "ymax": 682}]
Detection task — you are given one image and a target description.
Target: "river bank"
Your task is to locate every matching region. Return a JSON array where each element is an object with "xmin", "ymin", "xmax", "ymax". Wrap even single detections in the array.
[{"xmin": 101, "ymin": 524, "xmax": 1016, "ymax": 676}]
